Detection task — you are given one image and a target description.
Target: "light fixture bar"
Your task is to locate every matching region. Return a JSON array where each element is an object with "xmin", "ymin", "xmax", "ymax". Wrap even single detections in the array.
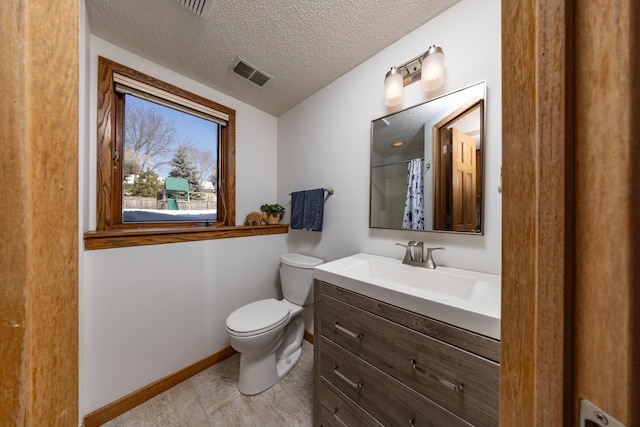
[
  {"xmin": 394, "ymin": 52, "xmax": 426, "ymax": 86},
  {"xmin": 383, "ymin": 45, "xmax": 445, "ymax": 107},
  {"xmin": 393, "ymin": 46, "xmax": 444, "ymax": 87}
]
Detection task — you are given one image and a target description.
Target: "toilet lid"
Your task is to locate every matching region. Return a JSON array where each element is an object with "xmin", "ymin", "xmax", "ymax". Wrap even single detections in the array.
[{"xmin": 226, "ymin": 298, "xmax": 290, "ymax": 335}]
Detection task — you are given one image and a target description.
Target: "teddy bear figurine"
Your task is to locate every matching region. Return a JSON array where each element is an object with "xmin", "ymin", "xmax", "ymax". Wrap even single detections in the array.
[{"xmin": 245, "ymin": 211, "xmax": 267, "ymax": 226}]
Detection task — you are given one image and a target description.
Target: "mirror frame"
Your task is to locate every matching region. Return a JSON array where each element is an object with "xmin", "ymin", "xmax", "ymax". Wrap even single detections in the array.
[{"xmin": 369, "ymin": 81, "xmax": 487, "ymax": 235}]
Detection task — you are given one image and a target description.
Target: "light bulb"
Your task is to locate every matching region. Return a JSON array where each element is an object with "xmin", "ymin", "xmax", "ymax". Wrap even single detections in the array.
[
  {"xmin": 384, "ymin": 67, "xmax": 403, "ymax": 107},
  {"xmin": 421, "ymin": 46, "xmax": 445, "ymax": 92}
]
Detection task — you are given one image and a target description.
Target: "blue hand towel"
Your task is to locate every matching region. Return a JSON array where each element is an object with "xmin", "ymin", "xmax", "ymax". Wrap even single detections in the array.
[
  {"xmin": 290, "ymin": 191, "xmax": 305, "ymax": 230},
  {"xmin": 303, "ymin": 188, "xmax": 324, "ymax": 232}
]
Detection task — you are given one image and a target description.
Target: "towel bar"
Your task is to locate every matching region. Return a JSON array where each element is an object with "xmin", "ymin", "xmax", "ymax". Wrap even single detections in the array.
[{"xmin": 289, "ymin": 187, "xmax": 334, "ymax": 196}]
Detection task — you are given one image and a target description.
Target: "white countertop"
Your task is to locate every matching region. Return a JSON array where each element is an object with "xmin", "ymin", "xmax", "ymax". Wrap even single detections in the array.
[{"xmin": 313, "ymin": 253, "xmax": 501, "ymax": 340}]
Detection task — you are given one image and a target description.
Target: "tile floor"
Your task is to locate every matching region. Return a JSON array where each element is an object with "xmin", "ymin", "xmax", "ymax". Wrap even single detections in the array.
[{"xmin": 102, "ymin": 341, "xmax": 314, "ymax": 427}]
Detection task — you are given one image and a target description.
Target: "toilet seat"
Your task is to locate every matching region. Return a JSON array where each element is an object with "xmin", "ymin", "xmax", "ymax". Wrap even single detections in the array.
[{"xmin": 226, "ymin": 298, "xmax": 290, "ymax": 337}]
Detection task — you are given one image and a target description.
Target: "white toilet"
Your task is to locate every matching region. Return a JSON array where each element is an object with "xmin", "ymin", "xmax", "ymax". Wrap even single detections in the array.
[{"xmin": 225, "ymin": 253, "xmax": 323, "ymax": 395}]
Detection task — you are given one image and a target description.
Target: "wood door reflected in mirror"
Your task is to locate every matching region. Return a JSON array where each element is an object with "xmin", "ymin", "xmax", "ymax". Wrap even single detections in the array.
[{"xmin": 370, "ymin": 81, "xmax": 486, "ymax": 234}]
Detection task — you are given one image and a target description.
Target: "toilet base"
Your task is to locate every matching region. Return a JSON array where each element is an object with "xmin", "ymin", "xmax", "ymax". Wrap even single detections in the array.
[
  {"xmin": 276, "ymin": 346, "xmax": 302, "ymax": 379},
  {"xmin": 237, "ymin": 316, "xmax": 305, "ymax": 395},
  {"xmin": 238, "ymin": 351, "xmax": 279, "ymax": 395}
]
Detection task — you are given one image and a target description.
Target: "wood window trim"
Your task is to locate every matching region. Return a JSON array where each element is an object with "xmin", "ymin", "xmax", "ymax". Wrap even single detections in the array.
[
  {"xmin": 84, "ymin": 224, "xmax": 289, "ymax": 250},
  {"xmin": 85, "ymin": 57, "xmax": 287, "ymax": 250}
]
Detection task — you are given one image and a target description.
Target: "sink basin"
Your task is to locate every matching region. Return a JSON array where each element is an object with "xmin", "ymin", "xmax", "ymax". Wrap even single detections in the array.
[
  {"xmin": 313, "ymin": 253, "xmax": 501, "ymax": 339},
  {"xmin": 344, "ymin": 259, "xmax": 477, "ymax": 299}
]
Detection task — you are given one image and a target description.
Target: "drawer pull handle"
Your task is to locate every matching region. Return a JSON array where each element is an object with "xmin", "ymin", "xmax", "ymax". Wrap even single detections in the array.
[
  {"xmin": 410, "ymin": 359, "xmax": 464, "ymax": 391},
  {"xmin": 332, "ymin": 408, "xmax": 349, "ymax": 427},
  {"xmin": 333, "ymin": 364, "xmax": 363, "ymax": 389},
  {"xmin": 409, "ymin": 416, "xmax": 415, "ymax": 426},
  {"xmin": 334, "ymin": 321, "xmax": 364, "ymax": 339}
]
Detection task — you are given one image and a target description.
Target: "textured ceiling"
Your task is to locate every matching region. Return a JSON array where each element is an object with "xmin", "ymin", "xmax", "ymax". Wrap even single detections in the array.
[{"xmin": 85, "ymin": 0, "xmax": 460, "ymax": 116}]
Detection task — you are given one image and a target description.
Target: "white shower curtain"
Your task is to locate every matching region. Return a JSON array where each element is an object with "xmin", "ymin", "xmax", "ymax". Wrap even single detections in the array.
[{"xmin": 402, "ymin": 158, "xmax": 424, "ymax": 230}]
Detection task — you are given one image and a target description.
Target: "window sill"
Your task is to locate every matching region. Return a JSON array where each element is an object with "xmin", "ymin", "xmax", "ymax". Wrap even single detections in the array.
[{"xmin": 83, "ymin": 224, "xmax": 289, "ymax": 250}]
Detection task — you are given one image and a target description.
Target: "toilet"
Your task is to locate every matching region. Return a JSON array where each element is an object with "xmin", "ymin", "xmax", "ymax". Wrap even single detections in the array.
[{"xmin": 225, "ymin": 253, "xmax": 323, "ymax": 395}]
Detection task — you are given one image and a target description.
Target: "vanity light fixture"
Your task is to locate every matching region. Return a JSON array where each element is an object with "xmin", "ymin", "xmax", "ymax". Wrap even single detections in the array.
[{"xmin": 384, "ymin": 45, "xmax": 445, "ymax": 107}]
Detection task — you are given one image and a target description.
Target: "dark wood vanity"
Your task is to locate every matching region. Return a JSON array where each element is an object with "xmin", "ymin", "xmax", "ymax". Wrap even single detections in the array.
[{"xmin": 314, "ymin": 280, "xmax": 500, "ymax": 426}]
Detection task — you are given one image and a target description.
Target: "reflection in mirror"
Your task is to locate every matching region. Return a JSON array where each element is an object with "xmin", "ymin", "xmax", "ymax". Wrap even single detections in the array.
[{"xmin": 370, "ymin": 81, "xmax": 485, "ymax": 234}]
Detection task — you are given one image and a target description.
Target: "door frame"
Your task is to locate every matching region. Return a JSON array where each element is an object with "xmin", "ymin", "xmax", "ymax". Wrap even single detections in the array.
[
  {"xmin": 501, "ymin": 0, "xmax": 639, "ymax": 425},
  {"xmin": 0, "ymin": 1, "xmax": 79, "ymax": 425},
  {"xmin": 501, "ymin": 1, "xmax": 572, "ymax": 424}
]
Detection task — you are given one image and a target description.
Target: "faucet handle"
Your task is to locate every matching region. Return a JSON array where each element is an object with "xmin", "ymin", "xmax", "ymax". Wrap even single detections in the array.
[
  {"xmin": 395, "ymin": 242, "xmax": 413, "ymax": 263},
  {"xmin": 424, "ymin": 247, "xmax": 445, "ymax": 269}
]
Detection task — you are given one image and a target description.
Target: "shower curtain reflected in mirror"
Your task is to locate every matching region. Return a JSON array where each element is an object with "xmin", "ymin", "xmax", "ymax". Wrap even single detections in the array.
[{"xmin": 402, "ymin": 158, "xmax": 424, "ymax": 230}]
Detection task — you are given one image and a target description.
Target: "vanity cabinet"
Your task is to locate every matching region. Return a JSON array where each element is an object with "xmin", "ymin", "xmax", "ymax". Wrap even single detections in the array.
[{"xmin": 314, "ymin": 280, "xmax": 500, "ymax": 427}]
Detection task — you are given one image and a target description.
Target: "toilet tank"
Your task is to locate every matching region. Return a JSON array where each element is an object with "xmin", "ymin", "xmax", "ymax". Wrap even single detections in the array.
[{"xmin": 279, "ymin": 253, "xmax": 323, "ymax": 305}]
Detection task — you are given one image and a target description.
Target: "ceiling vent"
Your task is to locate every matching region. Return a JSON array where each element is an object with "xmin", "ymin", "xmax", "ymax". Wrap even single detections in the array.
[
  {"xmin": 175, "ymin": 0, "xmax": 214, "ymax": 19},
  {"xmin": 230, "ymin": 56, "xmax": 273, "ymax": 87}
]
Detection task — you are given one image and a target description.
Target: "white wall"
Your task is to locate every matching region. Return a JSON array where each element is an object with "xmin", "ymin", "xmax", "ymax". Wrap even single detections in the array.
[
  {"xmin": 278, "ymin": 0, "xmax": 502, "ymax": 275},
  {"xmin": 82, "ymin": 237, "xmax": 285, "ymax": 413},
  {"xmin": 80, "ymin": 37, "xmax": 286, "ymax": 415}
]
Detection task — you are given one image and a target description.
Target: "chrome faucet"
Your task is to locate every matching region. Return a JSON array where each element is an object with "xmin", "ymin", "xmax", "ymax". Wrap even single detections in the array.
[{"xmin": 395, "ymin": 241, "xmax": 445, "ymax": 269}]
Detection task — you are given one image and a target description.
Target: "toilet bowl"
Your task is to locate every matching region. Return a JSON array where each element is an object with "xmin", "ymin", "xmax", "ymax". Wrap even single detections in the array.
[{"xmin": 225, "ymin": 253, "xmax": 323, "ymax": 395}]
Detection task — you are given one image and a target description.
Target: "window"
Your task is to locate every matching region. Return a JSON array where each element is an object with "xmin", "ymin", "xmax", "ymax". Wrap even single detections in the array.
[{"xmin": 95, "ymin": 57, "xmax": 236, "ymax": 231}]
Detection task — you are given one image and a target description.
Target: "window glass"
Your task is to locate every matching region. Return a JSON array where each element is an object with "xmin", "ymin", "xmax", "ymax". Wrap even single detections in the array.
[{"xmin": 121, "ymin": 94, "xmax": 219, "ymax": 223}]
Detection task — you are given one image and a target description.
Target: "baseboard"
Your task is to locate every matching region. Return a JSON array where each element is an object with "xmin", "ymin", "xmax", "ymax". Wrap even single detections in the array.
[
  {"xmin": 304, "ymin": 330, "xmax": 314, "ymax": 345},
  {"xmin": 83, "ymin": 346, "xmax": 236, "ymax": 427}
]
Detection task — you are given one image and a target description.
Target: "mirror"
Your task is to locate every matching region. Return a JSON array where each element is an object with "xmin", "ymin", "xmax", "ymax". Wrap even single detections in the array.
[{"xmin": 370, "ymin": 81, "xmax": 485, "ymax": 234}]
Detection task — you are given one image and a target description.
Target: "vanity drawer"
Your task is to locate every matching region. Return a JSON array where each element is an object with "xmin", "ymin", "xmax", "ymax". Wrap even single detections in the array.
[
  {"xmin": 319, "ymin": 281, "xmax": 500, "ymax": 363},
  {"xmin": 318, "ymin": 378, "xmax": 383, "ymax": 427},
  {"xmin": 321, "ymin": 337, "xmax": 470, "ymax": 427},
  {"xmin": 321, "ymin": 294, "xmax": 499, "ymax": 427}
]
